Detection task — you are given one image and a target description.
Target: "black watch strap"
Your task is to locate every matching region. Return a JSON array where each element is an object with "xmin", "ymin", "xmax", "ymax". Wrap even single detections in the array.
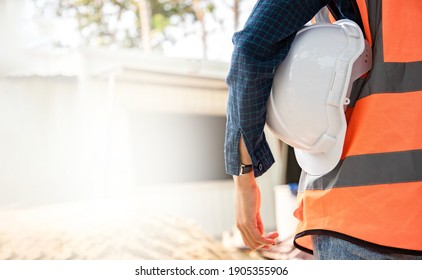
[{"xmin": 240, "ymin": 163, "xmax": 253, "ymax": 175}]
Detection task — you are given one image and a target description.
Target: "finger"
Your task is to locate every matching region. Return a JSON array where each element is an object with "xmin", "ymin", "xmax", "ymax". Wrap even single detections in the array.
[
  {"xmin": 242, "ymin": 215, "xmax": 278, "ymax": 250},
  {"xmin": 266, "ymin": 231, "xmax": 279, "ymax": 240},
  {"xmin": 242, "ymin": 226, "xmax": 264, "ymax": 250},
  {"xmin": 265, "ymin": 232, "xmax": 279, "ymax": 247},
  {"xmin": 238, "ymin": 220, "xmax": 266, "ymax": 250},
  {"xmin": 244, "ymin": 222, "xmax": 276, "ymax": 248},
  {"xmin": 237, "ymin": 223, "xmax": 256, "ymax": 249}
]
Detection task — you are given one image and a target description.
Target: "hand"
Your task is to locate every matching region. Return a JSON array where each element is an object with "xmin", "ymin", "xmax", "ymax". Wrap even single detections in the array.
[{"xmin": 234, "ymin": 173, "xmax": 279, "ymax": 251}]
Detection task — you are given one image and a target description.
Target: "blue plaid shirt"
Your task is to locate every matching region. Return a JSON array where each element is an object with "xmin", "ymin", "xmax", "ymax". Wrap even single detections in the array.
[{"xmin": 225, "ymin": 0, "xmax": 356, "ymax": 177}]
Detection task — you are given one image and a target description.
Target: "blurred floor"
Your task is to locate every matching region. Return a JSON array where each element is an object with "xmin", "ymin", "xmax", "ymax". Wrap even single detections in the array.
[
  {"xmin": 0, "ymin": 200, "xmax": 262, "ymax": 260},
  {"xmin": 0, "ymin": 200, "xmax": 311, "ymax": 260}
]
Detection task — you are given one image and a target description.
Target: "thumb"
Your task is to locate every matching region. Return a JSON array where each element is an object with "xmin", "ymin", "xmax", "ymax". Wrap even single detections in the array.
[
  {"xmin": 265, "ymin": 231, "xmax": 279, "ymax": 240},
  {"xmin": 256, "ymin": 213, "xmax": 264, "ymax": 235}
]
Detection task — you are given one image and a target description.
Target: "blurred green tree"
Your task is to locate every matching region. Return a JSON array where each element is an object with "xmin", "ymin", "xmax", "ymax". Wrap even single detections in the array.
[{"xmin": 33, "ymin": 0, "xmax": 216, "ymax": 57}]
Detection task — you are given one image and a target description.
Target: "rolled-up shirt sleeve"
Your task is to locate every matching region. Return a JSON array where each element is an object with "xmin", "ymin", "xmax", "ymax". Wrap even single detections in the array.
[{"xmin": 224, "ymin": 0, "xmax": 334, "ymax": 177}]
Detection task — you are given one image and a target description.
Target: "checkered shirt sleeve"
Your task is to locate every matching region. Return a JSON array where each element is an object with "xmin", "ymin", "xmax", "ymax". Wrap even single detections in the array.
[{"xmin": 224, "ymin": 0, "xmax": 356, "ymax": 177}]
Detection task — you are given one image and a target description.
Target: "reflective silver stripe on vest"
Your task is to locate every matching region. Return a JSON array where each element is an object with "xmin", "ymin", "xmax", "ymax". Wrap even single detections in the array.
[
  {"xmin": 351, "ymin": 62, "xmax": 422, "ymax": 102},
  {"xmin": 307, "ymin": 149, "xmax": 422, "ymax": 190},
  {"xmin": 347, "ymin": 0, "xmax": 422, "ymax": 108}
]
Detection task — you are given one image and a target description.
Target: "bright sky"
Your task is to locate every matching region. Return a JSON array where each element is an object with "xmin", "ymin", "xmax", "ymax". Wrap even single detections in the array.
[{"xmin": 21, "ymin": 0, "xmax": 256, "ymax": 63}]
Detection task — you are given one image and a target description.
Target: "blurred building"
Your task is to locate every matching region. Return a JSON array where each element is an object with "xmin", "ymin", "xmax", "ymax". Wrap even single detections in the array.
[
  {"xmin": 0, "ymin": 45, "xmax": 287, "ymax": 237},
  {"xmin": 0, "ymin": 0, "xmax": 289, "ymax": 241}
]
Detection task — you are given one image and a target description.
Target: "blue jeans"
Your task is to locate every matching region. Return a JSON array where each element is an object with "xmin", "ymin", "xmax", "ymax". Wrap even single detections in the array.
[{"xmin": 312, "ymin": 235, "xmax": 422, "ymax": 260}]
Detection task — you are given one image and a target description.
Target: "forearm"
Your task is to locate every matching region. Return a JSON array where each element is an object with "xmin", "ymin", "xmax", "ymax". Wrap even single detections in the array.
[
  {"xmin": 239, "ymin": 135, "xmax": 252, "ymax": 165},
  {"xmin": 234, "ymin": 135, "xmax": 256, "ymax": 189}
]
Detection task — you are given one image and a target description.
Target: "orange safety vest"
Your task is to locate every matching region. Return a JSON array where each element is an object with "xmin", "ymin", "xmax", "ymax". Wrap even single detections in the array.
[{"xmin": 293, "ymin": 0, "xmax": 422, "ymax": 256}]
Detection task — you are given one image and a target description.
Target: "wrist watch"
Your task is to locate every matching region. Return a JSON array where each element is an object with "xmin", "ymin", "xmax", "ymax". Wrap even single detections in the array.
[{"xmin": 240, "ymin": 163, "xmax": 253, "ymax": 175}]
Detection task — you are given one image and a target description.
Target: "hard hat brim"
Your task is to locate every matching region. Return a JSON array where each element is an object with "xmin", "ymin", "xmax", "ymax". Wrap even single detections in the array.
[{"xmin": 294, "ymin": 121, "xmax": 346, "ymax": 176}]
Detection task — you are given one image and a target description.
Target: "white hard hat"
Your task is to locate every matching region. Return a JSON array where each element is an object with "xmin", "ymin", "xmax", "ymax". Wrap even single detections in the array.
[{"xmin": 266, "ymin": 19, "xmax": 372, "ymax": 176}]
